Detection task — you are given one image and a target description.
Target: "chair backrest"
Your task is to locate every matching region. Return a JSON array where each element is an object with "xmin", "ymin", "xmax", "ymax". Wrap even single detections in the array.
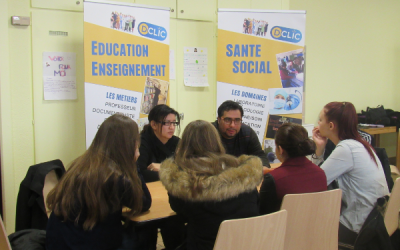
[
  {"xmin": 384, "ymin": 177, "xmax": 400, "ymax": 236},
  {"xmin": 0, "ymin": 215, "xmax": 12, "ymax": 250},
  {"xmin": 42, "ymin": 170, "xmax": 59, "ymax": 218},
  {"xmin": 280, "ymin": 189, "xmax": 342, "ymax": 250},
  {"xmin": 213, "ymin": 210, "xmax": 287, "ymax": 250}
]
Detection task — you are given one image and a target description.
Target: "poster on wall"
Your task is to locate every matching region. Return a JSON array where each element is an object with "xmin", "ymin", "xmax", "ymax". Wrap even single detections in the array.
[
  {"xmin": 42, "ymin": 52, "xmax": 77, "ymax": 100},
  {"xmin": 84, "ymin": 0, "xmax": 170, "ymax": 148},
  {"xmin": 217, "ymin": 9, "xmax": 306, "ymax": 145}
]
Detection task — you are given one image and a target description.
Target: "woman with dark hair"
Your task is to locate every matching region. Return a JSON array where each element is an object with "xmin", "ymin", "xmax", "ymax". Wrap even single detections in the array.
[
  {"xmin": 259, "ymin": 123, "xmax": 326, "ymax": 215},
  {"xmin": 312, "ymin": 101, "xmax": 389, "ymax": 245},
  {"xmin": 46, "ymin": 114, "xmax": 151, "ymax": 250},
  {"xmin": 137, "ymin": 104, "xmax": 185, "ymax": 250},
  {"xmin": 137, "ymin": 104, "xmax": 180, "ymax": 183},
  {"xmin": 160, "ymin": 120, "xmax": 263, "ymax": 250}
]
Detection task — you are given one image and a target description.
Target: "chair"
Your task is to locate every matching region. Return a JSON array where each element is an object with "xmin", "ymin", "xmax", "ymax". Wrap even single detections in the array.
[
  {"xmin": 384, "ymin": 177, "xmax": 400, "ymax": 236},
  {"xmin": 280, "ymin": 189, "xmax": 342, "ymax": 250},
  {"xmin": 0, "ymin": 215, "xmax": 12, "ymax": 250},
  {"xmin": 43, "ymin": 170, "xmax": 59, "ymax": 217},
  {"xmin": 213, "ymin": 210, "xmax": 287, "ymax": 250},
  {"xmin": 15, "ymin": 159, "xmax": 65, "ymax": 231},
  {"xmin": 375, "ymin": 147, "xmax": 394, "ymax": 191}
]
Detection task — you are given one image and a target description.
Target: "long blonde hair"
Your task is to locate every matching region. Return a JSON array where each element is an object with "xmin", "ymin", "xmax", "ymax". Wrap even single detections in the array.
[
  {"xmin": 174, "ymin": 120, "xmax": 239, "ymax": 196},
  {"xmin": 47, "ymin": 114, "xmax": 143, "ymax": 230}
]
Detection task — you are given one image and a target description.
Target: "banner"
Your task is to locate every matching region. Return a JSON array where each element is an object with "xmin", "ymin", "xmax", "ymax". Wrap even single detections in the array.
[
  {"xmin": 84, "ymin": 0, "xmax": 170, "ymax": 147},
  {"xmin": 217, "ymin": 9, "xmax": 306, "ymax": 144}
]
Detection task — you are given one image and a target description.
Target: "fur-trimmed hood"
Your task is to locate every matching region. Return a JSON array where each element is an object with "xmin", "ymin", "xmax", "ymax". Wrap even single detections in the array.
[{"xmin": 159, "ymin": 155, "xmax": 263, "ymax": 202}]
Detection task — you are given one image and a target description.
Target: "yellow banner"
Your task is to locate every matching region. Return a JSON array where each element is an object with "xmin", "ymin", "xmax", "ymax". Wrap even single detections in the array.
[
  {"xmin": 217, "ymin": 29, "xmax": 303, "ymax": 91},
  {"xmin": 84, "ymin": 22, "xmax": 169, "ymax": 92}
]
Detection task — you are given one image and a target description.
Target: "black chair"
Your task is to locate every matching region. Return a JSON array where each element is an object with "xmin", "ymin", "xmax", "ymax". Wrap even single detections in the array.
[{"xmin": 374, "ymin": 147, "xmax": 394, "ymax": 192}]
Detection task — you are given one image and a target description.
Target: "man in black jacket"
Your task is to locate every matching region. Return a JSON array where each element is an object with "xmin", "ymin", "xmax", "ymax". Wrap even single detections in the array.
[{"xmin": 212, "ymin": 100, "xmax": 270, "ymax": 169}]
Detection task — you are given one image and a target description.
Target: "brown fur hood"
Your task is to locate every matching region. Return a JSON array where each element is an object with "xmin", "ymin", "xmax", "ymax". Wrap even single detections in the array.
[{"xmin": 159, "ymin": 155, "xmax": 263, "ymax": 202}]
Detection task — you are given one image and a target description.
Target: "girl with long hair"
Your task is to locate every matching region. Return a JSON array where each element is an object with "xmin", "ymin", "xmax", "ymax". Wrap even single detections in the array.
[
  {"xmin": 312, "ymin": 102, "xmax": 388, "ymax": 245},
  {"xmin": 160, "ymin": 120, "xmax": 263, "ymax": 250},
  {"xmin": 259, "ymin": 123, "xmax": 326, "ymax": 214},
  {"xmin": 46, "ymin": 114, "xmax": 151, "ymax": 250}
]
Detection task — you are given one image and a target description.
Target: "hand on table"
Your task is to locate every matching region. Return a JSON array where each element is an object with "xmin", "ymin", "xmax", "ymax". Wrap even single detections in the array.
[{"xmin": 147, "ymin": 163, "xmax": 161, "ymax": 172}]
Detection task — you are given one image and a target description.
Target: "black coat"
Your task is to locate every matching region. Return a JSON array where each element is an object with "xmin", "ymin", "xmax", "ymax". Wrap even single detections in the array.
[
  {"xmin": 15, "ymin": 159, "xmax": 65, "ymax": 232},
  {"xmin": 137, "ymin": 127, "xmax": 179, "ymax": 182},
  {"xmin": 160, "ymin": 155, "xmax": 263, "ymax": 250},
  {"xmin": 352, "ymin": 196, "xmax": 392, "ymax": 250},
  {"xmin": 211, "ymin": 120, "xmax": 270, "ymax": 167}
]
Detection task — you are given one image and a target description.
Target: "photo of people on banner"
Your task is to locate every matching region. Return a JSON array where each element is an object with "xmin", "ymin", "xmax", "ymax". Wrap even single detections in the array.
[
  {"xmin": 264, "ymin": 115, "xmax": 302, "ymax": 163},
  {"xmin": 242, "ymin": 18, "xmax": 269, "ymax": 36},
  {"xmin": 140, "ymin": 77, "xmax": 169, "ymax": 115},
  {"xmin": 265, "ymin": 115, "xmax": 302, "ymax": 138},
  {"xmin": 110, "ymin": 12, "xmax": 136, "ymax": 33},
  {"xmin": 276, "ymin": 49, "xmax": 304, "ymax": 88},
  {"xmin": 269, "ymin": 87, "xmax": 303, "ymax": 115},
  {"xmin": 264, "ymin": 139, "xmax": 280, "ymax": 164}
]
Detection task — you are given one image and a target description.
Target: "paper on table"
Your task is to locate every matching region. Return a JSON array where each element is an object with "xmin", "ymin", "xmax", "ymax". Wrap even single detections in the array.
[
  {"xmin": 42, "ymin": 52, "xmax": 77, "ymax": 100},
  {"xmin": 183, "ymin": 47, "xmax": 208, "ymax": 87}
]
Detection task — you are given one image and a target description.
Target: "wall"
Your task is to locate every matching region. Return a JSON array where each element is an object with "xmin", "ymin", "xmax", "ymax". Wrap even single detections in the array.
[
  {"xmin": 1, "ymin": 0, "xmax": 400, "ymax": 233},
  {"xmin": 290, "ymin": 0, "xmax": 400, "ymax": 155}
]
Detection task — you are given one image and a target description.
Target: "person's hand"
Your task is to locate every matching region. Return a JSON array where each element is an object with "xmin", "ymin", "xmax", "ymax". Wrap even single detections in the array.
[
  {"xmin": 147, "ymin": 163, "xmax": 161, "ymax": 172},
  {"xmin": 312, "ymin": 127, "xmax": 328, "ymax": 157}
]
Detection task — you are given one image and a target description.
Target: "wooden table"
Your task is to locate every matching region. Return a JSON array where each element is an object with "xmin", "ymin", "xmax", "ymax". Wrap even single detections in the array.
[
  {"xmin": 129, "ymin": 164, "xmax": 283, "ymax": 222},
  {"xmin": 129, "ymin": 181, "xmax": 175, "ymax": 222},
  {"xmin": 359, "ymin": 126, "xmax": 400, "ymax": 168}
]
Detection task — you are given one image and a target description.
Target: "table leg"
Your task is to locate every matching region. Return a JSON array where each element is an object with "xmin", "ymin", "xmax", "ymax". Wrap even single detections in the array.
[
  {"xmin": 396, "ymin": 132, "xmax": 400, "ymax": 170},
  {"xmin": 375, "ymin": 134, "xmax": 380, "ymax": 147}
]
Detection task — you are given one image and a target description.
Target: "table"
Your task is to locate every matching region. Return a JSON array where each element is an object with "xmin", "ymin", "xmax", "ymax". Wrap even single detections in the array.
[
  {"xmin": 130, "ymin": 164, "xmax": 283, "ymax": 221},
  {"xmin": 128, "ymin": 181, "xmax": 175, "ymax": 222},
  {"xmin": 359, "ymin": 126, "xmax": 400, "ymax": 168}
]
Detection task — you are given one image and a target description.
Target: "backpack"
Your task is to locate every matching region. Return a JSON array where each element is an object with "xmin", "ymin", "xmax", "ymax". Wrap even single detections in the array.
[
  {"xmin": 385, "ymin": 109, "xmax": 400, "ymax": 131},
  {"xmin": 362, "ymin": 106, "xmax": 390, "ymax": 125}
]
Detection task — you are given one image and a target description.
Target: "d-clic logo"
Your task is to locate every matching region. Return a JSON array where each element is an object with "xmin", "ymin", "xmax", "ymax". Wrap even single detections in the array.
[
  {"xmin": 270, "ymin": 26, "xmax": 302, "ymax": 43},
  {"xmin": 138, "ymin": 22, "xmax": 167, "ymax": 41}
]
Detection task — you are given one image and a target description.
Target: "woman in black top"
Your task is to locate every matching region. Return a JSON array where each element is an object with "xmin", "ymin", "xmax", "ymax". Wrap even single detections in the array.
[
  {"xmin": 46, "ymin": 114, "xmax": 151, "ymax": 250},
  {"xmin": 137, "ymin": 104, "xmax": 180, "ymax": 183},
  {"xmin": 137, "ymin": 104, "xmax": 185, "ymax": 250}
]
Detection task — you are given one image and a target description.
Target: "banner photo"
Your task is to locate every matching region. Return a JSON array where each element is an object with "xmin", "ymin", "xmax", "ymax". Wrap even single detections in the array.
[
  {"xmin": 84, "ymin": 0, "xmax": 169, "ymax": 147},
  {"xmin": 217, "ymin": 9, "xmax": 306, "ymax": 144}
]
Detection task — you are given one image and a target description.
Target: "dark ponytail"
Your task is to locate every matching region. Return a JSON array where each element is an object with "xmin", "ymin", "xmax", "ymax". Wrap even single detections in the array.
[{"xmin": 275, "ymin": 123, "xmax": 315, "ymax": 158}]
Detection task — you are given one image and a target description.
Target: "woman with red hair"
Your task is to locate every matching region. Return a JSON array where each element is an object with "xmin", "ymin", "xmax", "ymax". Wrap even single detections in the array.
[{"xmin": 312, "ymin": 102, "xmax": 389, "ymax": 245}]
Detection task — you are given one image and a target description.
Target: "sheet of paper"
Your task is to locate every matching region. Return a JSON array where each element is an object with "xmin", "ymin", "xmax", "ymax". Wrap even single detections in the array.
[
  {"xmin": 183, "ymin": 47, "xmax": 208, "ymax": 87},
  {"xmin": 42, "ymin": 52, "xmax": 77, "ymax": 100},
  {"xmin": 169, "ymin": 50, "xmax": 176, "ymax": 80}
]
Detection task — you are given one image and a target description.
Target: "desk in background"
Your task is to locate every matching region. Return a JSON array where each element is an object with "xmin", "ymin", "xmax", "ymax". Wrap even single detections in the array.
[{"xmin": 359, "ymin": 126, "xmax": 400, "ymax": 169}]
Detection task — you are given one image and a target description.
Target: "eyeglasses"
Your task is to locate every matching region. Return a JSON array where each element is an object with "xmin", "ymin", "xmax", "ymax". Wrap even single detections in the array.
[
  {"xmin": 222, "ymin": 117, "xmax": 242, "ymax": 125},
  {"xmin": 160, "ymin": 121, "xmax": 180, "ymax": 127}
]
